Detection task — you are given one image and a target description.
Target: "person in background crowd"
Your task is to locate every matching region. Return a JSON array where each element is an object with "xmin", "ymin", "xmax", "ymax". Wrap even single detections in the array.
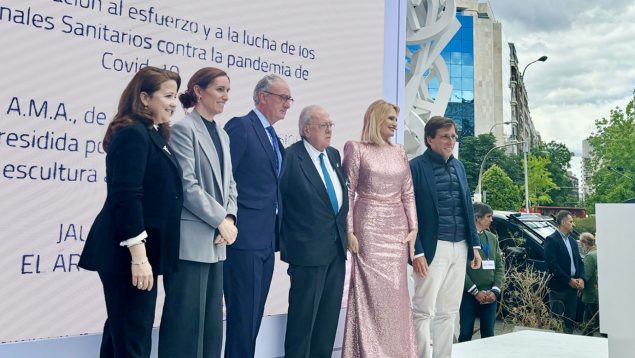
[
  {"xmin": 342, "ymin": 99, "xmax": 418, "ymax": 357},
  {"xmin": 580, "ymin": 232, "xmax": 599, "ymax": 336},
  {"xmin": 544, "ymin": 210, "xmax": 585, "ymax": 334},
  {"xmin": 79, "ymin": 66, "xmax": 182, "ymax": 358},
  {"xmin": 409, "ymin": 116, "xmax": 482, "ymax": 358},
  {"xmin": 458, "ymin": 202, "xmax": 505, "ymax": 342},
  {"xmin": 280, "ymin": 105, "xmax": 348, "ymax": 358},
  {"xmin": 223, "ymin": 74, "xmax": 290, "ymax": 357},
  {"xmin": 159, "ymin": 67, "xmax": 238, "ymax": 358}
]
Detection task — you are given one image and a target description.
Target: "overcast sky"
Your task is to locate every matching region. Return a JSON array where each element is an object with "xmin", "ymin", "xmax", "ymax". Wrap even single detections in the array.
[{"xmin": 486, "ymin": 0, "xmax": 635, "ymax": 181}]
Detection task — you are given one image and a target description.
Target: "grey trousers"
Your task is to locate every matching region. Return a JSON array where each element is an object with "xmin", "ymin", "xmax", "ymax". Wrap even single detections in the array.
[{"xmin": 159, "ymin": 259, "xmax": 224, "ymax": 358}]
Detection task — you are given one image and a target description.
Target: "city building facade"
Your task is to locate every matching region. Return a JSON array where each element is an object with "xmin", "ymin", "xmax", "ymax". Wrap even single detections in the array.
[
  {"xmin": 581, "ymin": 138, "xmax": 594, "ymax": 200},
  {"xmin": 509, "ymin": 42, "xmax": 542, "ymax": 153},
  {"xmin": 417, "ymin": 0, "xmax": 544, "ymax": 152},
  {"xmin": 424, "ymin": 0, "xmax": 513, "ymax": 145}
]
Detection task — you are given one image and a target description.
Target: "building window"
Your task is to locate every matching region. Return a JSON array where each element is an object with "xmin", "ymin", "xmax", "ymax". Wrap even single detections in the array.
[{"xmin": 427, "ymin": 12, "xmax": 475, "ymax": 138}]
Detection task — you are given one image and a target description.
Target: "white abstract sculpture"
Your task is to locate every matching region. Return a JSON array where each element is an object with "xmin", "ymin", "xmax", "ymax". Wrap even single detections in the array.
[{"xmin": 405, "ymin": 0, "xmax": 460, "ymax": 158}]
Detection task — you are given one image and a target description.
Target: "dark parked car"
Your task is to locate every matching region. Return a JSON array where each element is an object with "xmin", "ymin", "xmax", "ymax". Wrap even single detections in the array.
[
  {"xmin": 490, "ymin": 211, "xmax": 584, "ymax": 321},
  {"xmin": 490, "ymin": 211, "xmax": 581, "ymax": 272}
]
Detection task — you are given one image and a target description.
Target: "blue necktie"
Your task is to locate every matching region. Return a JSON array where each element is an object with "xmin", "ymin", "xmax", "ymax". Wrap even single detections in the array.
[
  {"xmin": 265, "ymin": 126, "xmax": 281, "ymax": 175},
  {"xmin": 319, "ymin": 153, "xmax": 339, "ymax": 214}
]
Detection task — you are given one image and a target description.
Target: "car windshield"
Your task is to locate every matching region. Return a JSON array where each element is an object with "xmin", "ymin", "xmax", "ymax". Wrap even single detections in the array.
[{"xmin": 522, "ymin": 220, "xmax": 557, "ymax": 239}]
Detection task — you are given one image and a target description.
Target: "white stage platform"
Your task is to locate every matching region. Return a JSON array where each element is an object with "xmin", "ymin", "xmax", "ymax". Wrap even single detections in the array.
[
  {"xmin": 0, "ymin": 324, "xmax": 608, "ymax": 358},
  {"xmin": 0, "ymin": 311, "xmax": 345, "ymax": 358},
  {"xmin": 452, "ymin": 330, "xmax": 608, "ymax": 358}
]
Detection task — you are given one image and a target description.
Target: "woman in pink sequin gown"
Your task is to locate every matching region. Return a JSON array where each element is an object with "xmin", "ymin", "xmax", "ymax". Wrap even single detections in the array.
[{"xmin": 342, "ymin": 100, "xmax": 418, "ymax": 357}]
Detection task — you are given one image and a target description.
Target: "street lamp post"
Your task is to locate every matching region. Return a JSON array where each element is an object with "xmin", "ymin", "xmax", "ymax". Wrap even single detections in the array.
[
  {"xmin": 523, "ymin": 142, "xmax": 530, "ymax": 213},
  {"xmin": 488, "ymin": 121, "xmax": 512, "ymax": 138},
  {"xmin": 476, "ymin": 141, "xmax": 524, "ymax": 203},
  {"xmin": 521, "ymin": 55, "xmax": 548, "ymax": 78},
  {"xmin": 517, "ymin": 55, "xmax": 547, "ymax": 150},
  {"xmin": 519, "ymin": 55, "xmax": 547, "ymax": 213}
]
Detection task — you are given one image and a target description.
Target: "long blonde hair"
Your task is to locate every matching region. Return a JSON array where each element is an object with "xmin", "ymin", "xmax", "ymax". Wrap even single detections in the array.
[{"xmin": 361, "ymin": 99, "xmax": 399, "ymax": 145}]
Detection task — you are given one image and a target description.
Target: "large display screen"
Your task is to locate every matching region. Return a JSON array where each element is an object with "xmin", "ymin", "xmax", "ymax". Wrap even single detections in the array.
[{"xmin": 0, "ymin": 0, "xmax": 386, "ymax": 342}]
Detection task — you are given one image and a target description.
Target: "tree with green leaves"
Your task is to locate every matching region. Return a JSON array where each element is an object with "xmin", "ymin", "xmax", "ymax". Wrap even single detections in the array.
[
  {"xmin": 531, "ymin": 141, "xmax": 576, "ymax": 206},
  {"xmin": 458, "ymin": 133, "xmax": 508, "ymax": 192},
  {"xmin": 497, "ymin": 153, "xmax": 525, "ymax": 185},
  {"xmin": 528, "ymin": 154, "xmax": 557, "ymax": 205},
  {"xmin": 585, "ymin": 96, "xmax": 635, "ymax": 211},
  {"xmin": 482, "ymin": 164, "xmax": 523, "ymax": 210}
]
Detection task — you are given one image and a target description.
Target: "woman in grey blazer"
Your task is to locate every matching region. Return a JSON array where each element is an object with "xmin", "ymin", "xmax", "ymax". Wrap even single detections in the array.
[{"xmin": 159, "ymin": 67, "xmax": 238, "ymax": 358}]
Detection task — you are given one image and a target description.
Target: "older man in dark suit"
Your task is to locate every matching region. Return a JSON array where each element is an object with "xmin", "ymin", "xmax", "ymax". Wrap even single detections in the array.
[
  {"xmin": 223, "ymin": 74, "xmax": 290, "ymax": 357},
  {"xmin": 545, "ymin": 210, "xmax": 585, "ymax": 333},
  {"xmin": 280, "ymin": 105, "xmax": 348, "ymax": 358}
]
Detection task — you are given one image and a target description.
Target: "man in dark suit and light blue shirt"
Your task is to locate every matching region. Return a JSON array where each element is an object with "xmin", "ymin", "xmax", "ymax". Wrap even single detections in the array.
[
  {"xmin": 223, "ymin": 74, "xmax": 291, "ymax": 357},
  {"xmin": 544, "ymin": 210, "xmax": 585, "ymax": 333},
  {"xmin": 280, "ymin": 105, "xmax": 348, "ymax": 358},
  {"xmin": 409, "ymin": 116, "xmax": 482, "ymax": 358}
]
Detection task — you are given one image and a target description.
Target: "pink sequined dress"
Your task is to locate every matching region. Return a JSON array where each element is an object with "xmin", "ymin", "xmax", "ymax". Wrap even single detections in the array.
[{"xmin": 341, "ymin": 141, "xmax": 418, "ymax": 357}]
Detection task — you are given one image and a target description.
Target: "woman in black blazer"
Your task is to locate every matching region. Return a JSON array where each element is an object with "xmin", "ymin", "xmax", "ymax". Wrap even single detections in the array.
[{"xmin": 79, "ymin": 66, "xmax": 183, "ymax": 358}]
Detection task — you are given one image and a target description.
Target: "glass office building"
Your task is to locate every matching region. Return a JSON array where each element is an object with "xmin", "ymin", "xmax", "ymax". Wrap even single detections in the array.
[
  {"xmin": 428, "ymin": 13, "xmax": 475, "ymax": 137},
  {"xmin": 407, "ymin": 2, "xmax": 513, "ymax": 148}
]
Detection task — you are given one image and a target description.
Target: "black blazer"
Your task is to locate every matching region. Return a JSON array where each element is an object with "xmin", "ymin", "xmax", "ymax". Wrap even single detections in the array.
[
  {"xmin": 544, "ymin": 230, "xmax": 585, "ymax": 291},
  {"xmin": 280, "ymin": 141, "xmax": 348, "ymax": 266},
  {"xmin": 224, "ymin": 110, "xmax": 285, "ymax": 251},
  {"xmin": 79, "ymin": 120, "xmax": 183, "ymax": 275},
  {"xmin": 409, "ymin": 151, "xmax": 479, "ymax": 265}
]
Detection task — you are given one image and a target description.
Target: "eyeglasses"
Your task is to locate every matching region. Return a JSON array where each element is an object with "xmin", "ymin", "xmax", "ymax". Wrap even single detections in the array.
[
  {"xmin": 263, "ymin": 91, "xmax": 294, "ymax": 103},
  {"xmin": 309, "ymin": 122, "xmax": 335, "ymax": 130},
  {"xmin": 439, "ymin": 134, "xmax": 458, "ymax": 141}
]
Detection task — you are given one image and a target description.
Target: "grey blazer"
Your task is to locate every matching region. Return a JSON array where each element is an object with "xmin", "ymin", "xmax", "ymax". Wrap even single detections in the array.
[{"xmin": 170, "ymin": 110, "xmax": 238, "ymax": 263}]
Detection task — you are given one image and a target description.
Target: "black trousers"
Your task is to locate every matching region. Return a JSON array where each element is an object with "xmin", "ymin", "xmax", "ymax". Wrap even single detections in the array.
[
  {"xmin": 284, "ymin": 250, "xmax": 345, "ymax": 358},
  {"xmin": 549, "ymin": 288, "xmax": 578, "ymax": 334},
  {"xmin": 99, "ymin": 272, "xmax": 158, "ymax": 358},
  {"xmin": 160, "ymin": 260, "xmax": 224, "ymax": 358},
  {"xmin": 458, "ymin": 292, "xmax": 498, "ymax": 342}
]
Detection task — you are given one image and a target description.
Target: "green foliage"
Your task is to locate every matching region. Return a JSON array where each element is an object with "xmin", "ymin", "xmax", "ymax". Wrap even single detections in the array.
[
  {"xmin": 528, "ymin": 154, "xmax": 557, "ymax": 205},
  {"xmin": 459, "ymin": 133, "xmax": 523, "ymax": 193},
  {"xmin": 482, "ymin": 164, "xmax": 523, "ymax": 210},
  {"xmin": 459, "ymin": 134, "xmax": 501, "ymax": 191},
  {"xmin": 456, "ymin": 131, "xmax": 578, "ymax": 209},
  {"xmin": 532, "ymin": 141, "xmax": 576, "ymax": 206},
  {"xmin": 585, "ymin": 96, "xmax": 635, "ymax": 212},
  {"xmin": 574, "ymin": 216, "xmax": 596, "ymax": 235},
  {"xmin": 497, "ymin": 153, "xmax": 525, "ymax": 185}
]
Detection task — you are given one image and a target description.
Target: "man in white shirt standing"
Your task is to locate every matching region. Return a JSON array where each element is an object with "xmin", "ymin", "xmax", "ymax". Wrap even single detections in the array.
[
  {"xmin": 544, "ymin": 210, "xmax": 585, "ymax": 333},
  {"xmin": 279, "ymin": 105, "xmax": 349, "ymax": 358}
]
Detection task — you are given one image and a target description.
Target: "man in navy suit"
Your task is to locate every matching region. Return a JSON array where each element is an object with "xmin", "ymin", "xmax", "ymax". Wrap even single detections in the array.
[
  {"xmin": 280, "ymin": 105, "xmax": 348, "ymax": 358},
  {"xmin": 223, "ymin": 74, "xmax": 291, "ymax": 357},
  {"xmin": 545, "ymin": 210, "xmax": 585, "ymax": 333},
  {"xmin": 409, "ymin": 116, "xmax": 482, "ymax": 358}
]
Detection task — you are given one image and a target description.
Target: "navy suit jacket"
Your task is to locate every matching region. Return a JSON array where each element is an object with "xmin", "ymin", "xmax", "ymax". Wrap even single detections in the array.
[
  {"xmin": 224, "ymin": 110, "xmax": 284, "ymax": 251},
  {"xmin": 280, "ymin": 141, "xmax": 348, "ymax": 266},
  {"xmin": 409, "ymin": 151, "xmax": 479, "ymax": 265},
  {"xmin": 79, "ymin": 120, "xmax": 183, "ymax": 275},
  {"xmin": 544, "ymin": 231, "xmax": 585, "ymax": 291}
]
